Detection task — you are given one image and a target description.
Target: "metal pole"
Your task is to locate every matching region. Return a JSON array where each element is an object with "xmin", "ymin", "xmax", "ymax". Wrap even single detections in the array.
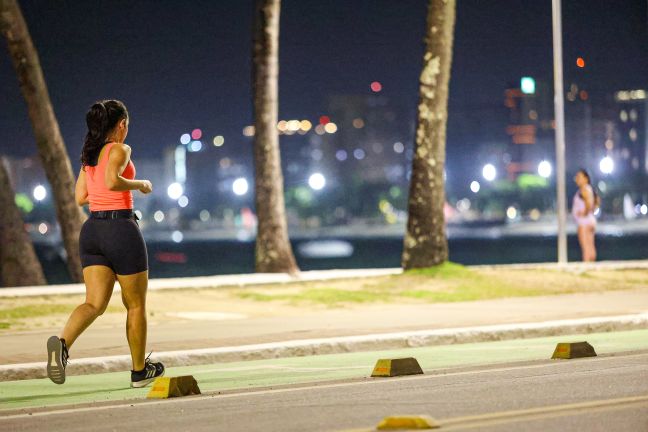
[{"xmin": 552, "ymin": 0, "xmax": 568, "ymax": 264}]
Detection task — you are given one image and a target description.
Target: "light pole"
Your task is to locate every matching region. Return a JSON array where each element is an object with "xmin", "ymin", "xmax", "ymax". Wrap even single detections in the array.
[{"xmin": 552, "ymin": 0, "xmax": 568, "ymax": 264}]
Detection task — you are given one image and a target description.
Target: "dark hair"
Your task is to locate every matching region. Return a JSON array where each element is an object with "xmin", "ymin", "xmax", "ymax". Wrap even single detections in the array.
[
  {"xmin": 81, "ymin": 100, "xmax": 128, "ymax": 167},
  {"xmin": 577, "ymin": 168, "xmax": 601, "ymax": 208}
]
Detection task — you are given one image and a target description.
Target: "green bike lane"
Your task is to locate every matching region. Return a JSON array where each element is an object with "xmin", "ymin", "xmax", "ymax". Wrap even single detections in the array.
[{"xmin": 2, "ymin": 329, "xmax": 648, "ymax": 413}]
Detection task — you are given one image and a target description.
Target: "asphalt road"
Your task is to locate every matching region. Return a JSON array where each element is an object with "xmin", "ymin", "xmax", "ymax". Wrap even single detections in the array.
[{"xmin": 2, "ymin": 351, "xmax": 647, "ymax": 431}]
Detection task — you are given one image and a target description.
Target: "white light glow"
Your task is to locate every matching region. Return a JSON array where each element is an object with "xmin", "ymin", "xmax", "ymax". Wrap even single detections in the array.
[
  {"xmin": 171, "ymin": 231, "xmax": 183, "ymax": 243},
  {"xmin": 33, "ymin": 185, "xmax": 47, "ymax": 201},
  {"xmin": 189, "ymin": 140, "xmax": 203, "ymax": 152},
  {"xmin": 599, "ymin": 156, "xmax": 614, "ymax": 174},
  {"xmin": 470, "ymin": 181, "xmax": 480, "ymax": 193},
  {"xmin": 233, "ymin": 178, "xmax": 249, "ymax": 196},
  {"xmin": 538, "ymin": 160, "xmax": 552, "ymax": 178},
  {"xmin": 178, "ymin": 195, "xmax": 189, "ymax": 208},
  {"xmin": 482, "ymin": 164, "xmax": 497, "ymax": 181},
  {"xmin": 153, "ymin": 210, "xmax": 165, "ymax": 222},
  {"xmin": 167, "ymin": 182, "xmax": 184, "ymax": 200},
  {"xmin": 308, "ymin": 173, "xmax": 326, "ymax": 190}
]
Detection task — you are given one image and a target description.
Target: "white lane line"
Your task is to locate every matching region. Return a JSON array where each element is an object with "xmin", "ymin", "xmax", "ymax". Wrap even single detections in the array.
[
  {"xmin": 198, "ymin": 365, "xmax": 370, "ymax": 373},
  {"xmin": 2, "ymin": 352, "xmax": 647, "ymax": 420}
]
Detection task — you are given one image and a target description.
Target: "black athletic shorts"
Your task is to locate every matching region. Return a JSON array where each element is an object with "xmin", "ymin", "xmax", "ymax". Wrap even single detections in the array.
[{"xmin": 79, "ymin": 214, "xmax": 148, "ymax": 275}]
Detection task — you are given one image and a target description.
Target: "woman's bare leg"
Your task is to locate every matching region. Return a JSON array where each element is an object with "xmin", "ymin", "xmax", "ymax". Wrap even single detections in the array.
[
  {"xmin": 60, "ymin": 265, "xmax": 115, "ymax": 348},
  {"xmin": 587, "ymin": 225, "xmax": 597, "ymax": 261},
  {"xmin": 577, "ymin": 225, "xmax": 588, "ymax": 262},
  {"xmin": 118, "ymin": 270, "xmax": 149, "ymax": 371}
]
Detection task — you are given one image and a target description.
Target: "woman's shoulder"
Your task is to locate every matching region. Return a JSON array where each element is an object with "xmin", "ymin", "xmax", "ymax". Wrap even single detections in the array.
[{"xmin": 108, "ymin": 142, "xmax": 131, "ymax": 157}]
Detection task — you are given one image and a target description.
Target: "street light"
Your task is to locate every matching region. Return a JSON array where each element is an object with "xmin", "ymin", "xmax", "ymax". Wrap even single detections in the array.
[
  {"xmin": 308, "ymin": 173, "xmax": 326, "ymax": 190},
  {"xmin": 167, "ymin": 182, "xmax": 184, "ymax": 200},
  {"xmin": 599, "ymin": 156, "xmax": 614, "ymax": 174},
  {"xmin": 470, "ymin": 181, "xmax": 480, "ymax": 193},
  {"xmin": 482, "ymin": 164, "xmax": 497, "ymax": 182},
  {"xmin": 538, "ymin": 160, "xmax": 552, "ymax": 178},
  {"xmin": 232, "ymin": 178, "xmax": 249, "ymax": 196},
  {"xmin": 33, "ymin": 185, "xmax": 47, "ymax": 201}
]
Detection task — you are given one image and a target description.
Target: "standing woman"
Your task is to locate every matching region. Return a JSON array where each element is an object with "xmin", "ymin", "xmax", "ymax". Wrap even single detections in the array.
[
  {"xmin": 47, "ymin": 100, "xmax": 164, "ymax": 388},
  {"xmin": 572, "ymin": 169, "xmax": 598, "ymax": 262}
]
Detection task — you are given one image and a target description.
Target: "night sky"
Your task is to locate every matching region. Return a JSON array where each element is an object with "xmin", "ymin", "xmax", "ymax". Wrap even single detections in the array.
[{"xmin": 1, "ymin": 0, "xmax": 647, "ymax": 169}]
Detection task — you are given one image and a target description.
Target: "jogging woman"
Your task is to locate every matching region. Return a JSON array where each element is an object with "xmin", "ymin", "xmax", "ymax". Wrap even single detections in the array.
[
  {"xmin": 47, "ymin": 100, "xmax": 164, "ymax": 387},
  {"xmin": 572, "ymin": 169, "xmax": 598, "ymax": 262}
]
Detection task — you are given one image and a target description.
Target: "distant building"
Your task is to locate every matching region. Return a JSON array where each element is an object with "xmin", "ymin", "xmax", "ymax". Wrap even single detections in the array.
[
  {"xmin": 323, "ymin": 94, "xmax": 414, "ymax": 185},
  {"xmin": 613, "ymin": 89, "xmax": 648, "ymax": 174},
  {"xmin": 502, "ymin": 77, "xmax": 554, "ymax": 179}
]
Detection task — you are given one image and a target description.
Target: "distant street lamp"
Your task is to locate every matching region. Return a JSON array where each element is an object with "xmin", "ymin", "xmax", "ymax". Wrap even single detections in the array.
[
  {"xmin": 599, "ymin": 156, "xmax": 614, "ymax": 174},
  {"xmin": 308, "ymin": 173, "xmax": 326, "ymax": 190},
  {"xmin": 482, "ymin": 164, "xmax": 497, "ymax": 182},
  {"xmin": 167, "ymin": 182, "xmax": 184, "ymax": 200},
  {"xmin": 33, "ymin": 184, "xmax": 47, "ymax": 201},
  {"xmin": 232, "ymin": 178, "xmax": 249, "ymax": 196},
  {"xmin": 538, "ymin": 160, "xmax": 552, "ymax": 178}
]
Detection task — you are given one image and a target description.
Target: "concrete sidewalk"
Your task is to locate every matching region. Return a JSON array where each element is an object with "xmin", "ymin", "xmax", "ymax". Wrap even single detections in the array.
[
  {"xmin": 2, "ymin": 261, "xmax": 648, "ymax": 381},
  {"xmin": 3, "ymin": 288, "xmax": 648, "ymax": 381}
]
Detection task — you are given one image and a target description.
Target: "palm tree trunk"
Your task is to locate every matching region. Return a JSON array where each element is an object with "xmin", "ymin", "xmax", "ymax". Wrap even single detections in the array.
[
  {"xmin": 0, "ymin": 0, "xmax": 85, "ymax": 282},
  {"xmin": 402, "ymin": 0, "xmax": 456, "ymax": 270},
  {"xmin": 251, "ymin": 0, "xmax": 299, "ymax": 274},
  {"xmin": 0, "ymin": 157, "xmax": 47, "ymax": 286}
]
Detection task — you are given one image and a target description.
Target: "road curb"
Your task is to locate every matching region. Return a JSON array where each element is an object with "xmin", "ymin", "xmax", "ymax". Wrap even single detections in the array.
[{"xmin": 3, "ymin": 313, "xmax": 647, "ymax": 382}]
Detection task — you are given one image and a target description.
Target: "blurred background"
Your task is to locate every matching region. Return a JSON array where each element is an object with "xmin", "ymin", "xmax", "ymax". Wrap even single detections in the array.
[{"xmin": 1, "ymin": 0, "xmax": 647, "ymax": 283}]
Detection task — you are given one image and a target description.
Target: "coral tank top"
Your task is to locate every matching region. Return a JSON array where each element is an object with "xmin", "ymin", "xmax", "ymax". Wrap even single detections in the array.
[{"xmin": 84, "ymin": 142, "xmax": 135, "ymax": 211}]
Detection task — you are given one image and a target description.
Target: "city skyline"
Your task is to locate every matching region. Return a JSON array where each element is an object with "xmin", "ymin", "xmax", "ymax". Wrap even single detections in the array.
[{"xmin": 1, "ymin": 0, "xmax": 647, "ymax": 165}]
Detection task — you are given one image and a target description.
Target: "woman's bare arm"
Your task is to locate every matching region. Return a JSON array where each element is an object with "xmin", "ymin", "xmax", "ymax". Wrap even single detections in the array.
[
  {"xmin": 75, "ymin": 168, "xmax": 89, "ymax": 206},
  {"xmin": 580, "ymin": 185, "xmax": 594, "ymax": 214},
  {"xmin": 104, "ymin": 144, "xmax": 150, "ymax": 192}
]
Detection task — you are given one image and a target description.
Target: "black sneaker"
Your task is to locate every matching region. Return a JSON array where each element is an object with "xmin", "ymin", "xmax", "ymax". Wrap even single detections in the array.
[
  {"xmin": 131, "ymin": 353, "xmax": 165, "ymax": 388},
  {"xmin": 46, "ymin": 336, "xmax": 69, "ymax": 385}
]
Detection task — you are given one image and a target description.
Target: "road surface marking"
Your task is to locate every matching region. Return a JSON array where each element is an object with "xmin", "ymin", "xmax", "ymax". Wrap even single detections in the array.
[
  {"xmin": 439, "ymin": 394, "xmax": 648, "ymax": 430},
  {"xmin": 2, "ymin": 352, "xmax": 647, "ymax": 420}
]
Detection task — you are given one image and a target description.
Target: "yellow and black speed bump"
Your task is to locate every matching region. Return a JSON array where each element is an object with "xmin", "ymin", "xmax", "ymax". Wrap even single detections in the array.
[
  {"xmin": 147, "ymin": 375, "xmax": 201, "ymax": 399},
  {"xmin": 371, "ymin": 357, "xmax": 424, "ymax": 377},
  {"xmin": 376, "ymin": 415, "xmax": 440, "ymax": 430},
  {"xmin": 551, "ymin": 341, "xmax": 597, "ymax": 359}
]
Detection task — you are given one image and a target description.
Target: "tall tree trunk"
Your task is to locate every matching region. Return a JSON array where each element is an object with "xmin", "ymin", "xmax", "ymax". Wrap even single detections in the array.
[
  {"xmin": 0, "ymin": 157, "xmax": 47, "ymax": 286},
  {"xmin": 0, "ymin": 0, "xmax": 85, "ymax": 282},
  {"xmin": 402, "ymin": 0, "xmax": 456, "ymax": 270},
  {"xmin": 252, "ymin": 0, "xmax": 299, "ymax": 274}
]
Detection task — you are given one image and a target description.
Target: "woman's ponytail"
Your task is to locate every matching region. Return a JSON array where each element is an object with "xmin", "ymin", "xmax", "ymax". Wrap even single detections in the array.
[{"xmin": 80, "ymin": 100, "xmax": 128, "ymax": 167}]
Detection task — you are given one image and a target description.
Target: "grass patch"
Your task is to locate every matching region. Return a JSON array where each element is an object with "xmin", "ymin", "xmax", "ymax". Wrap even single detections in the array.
[
  {"xmin": 232, "ymin": 263, "xmax": 647, "ymax": 307},
  {"xmin": 0, "ymin": 304, "xmax": 123, "ymax": 324},
  {"xmin": 404, "ymin": 261, "xmax": 472, "ymax": 278},
  {"xmin": 238, "ymin": 288, "xmax": 389, "ymax": 306},
  {"xmin": 0, "ymin": 304, "xmax": 78, "ymax": 320}
]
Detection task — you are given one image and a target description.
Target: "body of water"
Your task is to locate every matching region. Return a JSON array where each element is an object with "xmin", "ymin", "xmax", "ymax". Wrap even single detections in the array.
[{"xmin": 32, "ymin": 232, "xmax": 648, "ymax": 285}]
